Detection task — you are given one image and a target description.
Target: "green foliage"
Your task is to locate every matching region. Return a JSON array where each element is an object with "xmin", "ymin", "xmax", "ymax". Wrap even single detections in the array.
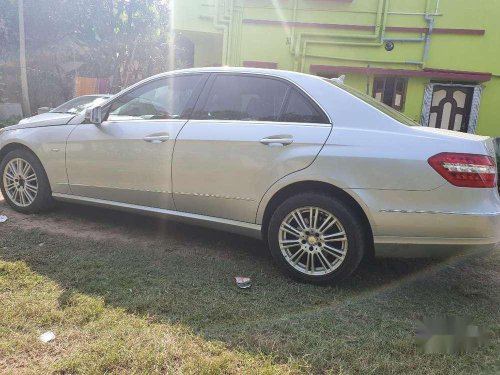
[
  {"xmin": 0, "ymin": 0, "xmax": 174, "ymax": 104},
  {"xmin": 0, "ymin": 116, "xmax": 21, "ymax": 128},
  {"xmin": 45, "ymin": 0, "xmax": 173, "ymax": 84},
  {"xmin": 0, "ymin": 0, "xmax": 18, "ymax": 59}
]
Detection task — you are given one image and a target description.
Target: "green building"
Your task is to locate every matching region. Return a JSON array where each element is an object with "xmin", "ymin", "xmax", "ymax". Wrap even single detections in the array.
[{"xmin": 172, "ymin": 0, "xmax": 500, "ymax": 136}]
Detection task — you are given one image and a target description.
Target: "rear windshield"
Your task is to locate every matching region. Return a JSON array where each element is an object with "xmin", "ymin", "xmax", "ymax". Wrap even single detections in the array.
[{"xmin": 327, "ymin": 80, "xmax": 421, "ymax": 127}]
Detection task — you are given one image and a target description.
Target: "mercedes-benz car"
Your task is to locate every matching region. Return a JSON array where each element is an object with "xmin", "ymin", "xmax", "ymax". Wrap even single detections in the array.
[{"xmin": 1, "ymin": 67, "xmax": 499, "ymax": 283}]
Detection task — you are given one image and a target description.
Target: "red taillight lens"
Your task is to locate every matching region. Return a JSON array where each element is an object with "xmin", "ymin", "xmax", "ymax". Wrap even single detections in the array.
[{"xmin": 428, "ymin": 152, "xmax": 497, "ymax": 188}]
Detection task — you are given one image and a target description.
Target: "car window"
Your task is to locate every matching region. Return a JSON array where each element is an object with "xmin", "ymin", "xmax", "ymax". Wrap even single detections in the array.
[
  {"xmin": 280, "ymin": 89, "xmax": 329, "ymax": 124},
  {"xmin": 107, "ymin": 75, "xmax": 201, "ymax": 121},
  {"xmin": 199, "ymin": 75, "xmax": 288, "ymax": 121}
]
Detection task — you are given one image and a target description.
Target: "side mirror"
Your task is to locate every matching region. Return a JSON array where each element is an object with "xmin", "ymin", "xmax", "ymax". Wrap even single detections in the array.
[{"xmin": 85, "ymin": 106, "xmax": 103, "ymax": 125}]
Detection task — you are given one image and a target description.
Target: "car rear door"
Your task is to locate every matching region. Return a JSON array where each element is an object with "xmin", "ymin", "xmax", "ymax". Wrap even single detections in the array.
[
  {"xmin": 172, "ymin": 73, "xmax": 332, "ymax": 223},
  {"xmin": 65, "ymin": 73, "xmax": 207, "ymax": 209}
]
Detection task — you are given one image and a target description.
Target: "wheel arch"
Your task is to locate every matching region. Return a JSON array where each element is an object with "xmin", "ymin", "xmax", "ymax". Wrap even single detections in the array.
[
  {"xmin": 0, "ymin": 142, "xmax": 52, "ymax": 190},
  {"xmin": 260, "ymin": 180, "xmax": 375, "ymax": 258},
  {"xmin": 0, "ymin": 142, "xmax": 41, "ymax": 165}
]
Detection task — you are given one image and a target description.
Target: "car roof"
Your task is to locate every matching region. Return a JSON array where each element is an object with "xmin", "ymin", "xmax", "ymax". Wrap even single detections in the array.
[
  {"xmin": 117, "ymin": 67, "xmax": 327, "ymax": 99},
  {"xmin": 71, "ymin": 94, "xmax": 111, "ymax": 99},
  {"xmin": 149, "ymin": 66, "xmax": 319, "ymax": 82}
]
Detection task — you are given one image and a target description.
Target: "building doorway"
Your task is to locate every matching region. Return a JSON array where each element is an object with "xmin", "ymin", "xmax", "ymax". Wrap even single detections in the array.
[
  {"xmin": 428, "ymin": 85, "xmax": 474, "ymax": 132},
  {"xmin": 422, "ymin": 83, "xmax": 482, "ymax": 134}
]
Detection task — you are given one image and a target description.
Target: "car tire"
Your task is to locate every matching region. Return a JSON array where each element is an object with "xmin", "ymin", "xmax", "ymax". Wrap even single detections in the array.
[
  {"xmin": 267, "ymin": 192, "xmax": 366, "ymax": 284},
  {"xmin": 0, "ymin": 148, "xmax": 54, "ymax": 213}
]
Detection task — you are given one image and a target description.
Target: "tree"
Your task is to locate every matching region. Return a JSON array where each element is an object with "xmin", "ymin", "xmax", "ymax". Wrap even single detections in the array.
[
  {"xmin": 0, "ymin": 0, "xmax": 18, "ymax": 58},
  {"xmin": 0, "ymin": 0, "xmax": 176, "ymax": 110},
  {"xmin": 25, "ymin": 0, "xmax": 173, "ymax": 86}
]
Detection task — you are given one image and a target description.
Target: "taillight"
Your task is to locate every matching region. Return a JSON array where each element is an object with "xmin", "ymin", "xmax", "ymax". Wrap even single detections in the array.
[{"xmin": 428, "ymin": 152, "xmax": 497, "ymax": 188}]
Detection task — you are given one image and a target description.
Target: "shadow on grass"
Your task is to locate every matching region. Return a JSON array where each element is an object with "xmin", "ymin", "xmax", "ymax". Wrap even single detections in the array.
[{"xmin": 1, "ymin": 201, "xmax": 498, "ymax": 373}]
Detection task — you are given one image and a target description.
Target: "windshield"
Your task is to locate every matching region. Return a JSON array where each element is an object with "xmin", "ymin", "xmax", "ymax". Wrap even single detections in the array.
[
  {"xmin": 50, "ymin": 96, "xmax": 109, "ymax": 114},
  {"xmin": 327, "ymin": 80, "xmax": 421, "ymax": 127}
]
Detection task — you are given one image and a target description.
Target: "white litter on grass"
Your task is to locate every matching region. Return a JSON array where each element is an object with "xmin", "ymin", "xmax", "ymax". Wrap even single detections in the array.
[
  {"xmin": 0, "ymin": 215, "xmax": 8, "ymax": 223},
  {"xmin": 235, "ymin": 276, "xmax": 252, "ymax": 289},
  {"xmin": 39, "ymin": 331, "xmax": 55, "ymax": 343}
]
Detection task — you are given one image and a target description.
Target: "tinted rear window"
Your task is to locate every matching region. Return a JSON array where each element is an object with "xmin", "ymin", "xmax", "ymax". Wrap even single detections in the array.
[{"xmin": 281, "ymin": 89, "xmax": 329, "ymax": 124}]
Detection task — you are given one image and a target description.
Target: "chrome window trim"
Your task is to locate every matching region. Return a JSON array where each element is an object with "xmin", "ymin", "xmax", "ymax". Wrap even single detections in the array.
[
  {"xmin": 185, "ymin": 119, "xmax": 331, "ymax": 127},
  {"xmin": 99, "ymin": 118, "xmax": 331, "ymax": 127},
  {"xmin": 104, "ymin": 119, "xmax": 189, "ymax": 124}
]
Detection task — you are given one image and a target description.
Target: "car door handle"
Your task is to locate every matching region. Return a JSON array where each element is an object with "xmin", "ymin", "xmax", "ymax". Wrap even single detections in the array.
[
  {"xmin": 143, "ymin": 134, "xmax": 170, "ymax": 143},
  {"xmin": 260, "ymin": 136, "xmax": 294, "ymax": 147}
]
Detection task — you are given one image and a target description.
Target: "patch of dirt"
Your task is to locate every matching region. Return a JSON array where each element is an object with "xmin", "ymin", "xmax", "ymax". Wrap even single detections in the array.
[
  {"xmin": 0, "ymin": 193, "xmax": 265, "ymax": 260},
  {"xmin": 0, "ymin": 193, "xmax": 155, "ymax": 245}
]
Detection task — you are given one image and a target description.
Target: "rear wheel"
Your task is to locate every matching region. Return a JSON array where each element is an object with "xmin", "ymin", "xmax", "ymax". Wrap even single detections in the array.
[
  {"xmin": 0, "ymin": 149, "xmax": 54, "ymax": 213},
  {"xmin": 268, "ymin": 192, "xmax": 366, "ymax": 284}
]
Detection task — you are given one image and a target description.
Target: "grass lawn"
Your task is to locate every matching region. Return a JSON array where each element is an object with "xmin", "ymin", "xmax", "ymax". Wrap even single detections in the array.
[{"xmin": 0, "ymin": 203, "xmax": 499, "ymax": 374}]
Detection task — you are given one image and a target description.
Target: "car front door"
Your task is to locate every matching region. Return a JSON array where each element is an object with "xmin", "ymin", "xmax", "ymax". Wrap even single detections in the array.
[
  {"xmin": 172, "ymin": 73, "xmax": 332, "ymax": 223},
  {"xmin": 66, "ymin": 73, "xmax": 207, "ymax": 209}
]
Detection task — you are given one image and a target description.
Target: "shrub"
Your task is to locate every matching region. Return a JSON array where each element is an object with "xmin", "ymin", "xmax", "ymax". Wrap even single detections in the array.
[{"xmin": 0, "ymin": 116, "xmax": 21, "ymax": 128}]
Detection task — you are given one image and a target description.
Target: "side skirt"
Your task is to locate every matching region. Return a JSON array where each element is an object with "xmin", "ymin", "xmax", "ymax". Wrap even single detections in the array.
[{"xmin": 52, "ymin": 193, "xmax": 263, "ymax": 239}]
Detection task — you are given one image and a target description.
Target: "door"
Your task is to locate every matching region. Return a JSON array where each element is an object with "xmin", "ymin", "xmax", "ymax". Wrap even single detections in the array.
[
  {"xmin": 172, "ymin": 73, "xmax": 332, "ymax": 223},
  {"xmin": 428, "ymin": 85, "xmax": 474, "ymax": 132},
  {"xmin": 66, "ymin": 74, "xmax": 206, "ymax": 209}
]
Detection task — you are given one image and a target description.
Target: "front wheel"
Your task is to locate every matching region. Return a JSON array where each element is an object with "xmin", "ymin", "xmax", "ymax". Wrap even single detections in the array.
[
  {"xmin": 0, "ymin": 149, "xmax": 54, "ymax": 213},
  {"xmin": 267, "ymin": 192, "xmax": 366, "ymax": 284}
]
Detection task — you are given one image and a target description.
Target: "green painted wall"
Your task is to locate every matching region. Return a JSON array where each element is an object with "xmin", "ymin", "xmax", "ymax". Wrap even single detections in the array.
[
  {"xmin": 173, "ymin": 0, "xmax": 500, "ymax": 136},
  {"xmin": 478, "ymin": 78, "xmax": 500, "ymax": 136}
]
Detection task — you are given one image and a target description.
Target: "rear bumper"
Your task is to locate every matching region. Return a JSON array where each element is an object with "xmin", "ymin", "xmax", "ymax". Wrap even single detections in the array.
[
  {"xmin": 373, "ymin": 211, "xmax": 500, "ymax": 258},
  {"xmin": 349, "ymin": 186, "xmax": 500, "ymax": 258},
  {"xmin": 375, "ymin": 242, "xmax": 499, "ymax": 258}
]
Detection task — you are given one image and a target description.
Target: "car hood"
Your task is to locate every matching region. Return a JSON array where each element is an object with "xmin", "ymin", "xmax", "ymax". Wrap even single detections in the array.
[{"xmin": 6, "ymin": 112, "xmax": 77, "ymax": 130}]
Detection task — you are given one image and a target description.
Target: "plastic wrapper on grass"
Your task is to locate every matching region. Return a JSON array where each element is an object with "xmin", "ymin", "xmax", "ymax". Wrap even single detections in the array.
[
  {"xmin": 39, "ymin": 331, "xmax": 56, "ymax": 343},
  {"xmin": 235, "ymin": 276, "xmax": 252, "ymax": 289}
]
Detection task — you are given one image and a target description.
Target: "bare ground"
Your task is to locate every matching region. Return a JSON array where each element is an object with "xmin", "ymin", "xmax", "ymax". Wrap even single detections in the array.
[{"xmin": 0, "ymin": 192, "xmax": 264, "ymax": 260}]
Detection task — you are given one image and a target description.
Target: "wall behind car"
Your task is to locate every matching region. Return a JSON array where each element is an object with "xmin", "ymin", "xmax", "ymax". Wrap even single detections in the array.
[{"xmin": 173, "ymin": 0, "xmax": 500, "ymax": 137}]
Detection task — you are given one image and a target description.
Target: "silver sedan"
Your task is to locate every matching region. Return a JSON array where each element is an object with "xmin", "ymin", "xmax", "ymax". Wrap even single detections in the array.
[{"xmin": 1, "ymin": 67, "xmax": 499, "ymax": 283}]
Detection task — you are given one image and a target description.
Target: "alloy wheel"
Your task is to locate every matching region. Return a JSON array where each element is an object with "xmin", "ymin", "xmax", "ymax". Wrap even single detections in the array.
[
  {"xmin": 278, "ymin": 206, "xmax": 348, "ymax": 276},
  {"xmin": 2, "ymin": 158, "xmax": 38, "ymax": 207}
]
